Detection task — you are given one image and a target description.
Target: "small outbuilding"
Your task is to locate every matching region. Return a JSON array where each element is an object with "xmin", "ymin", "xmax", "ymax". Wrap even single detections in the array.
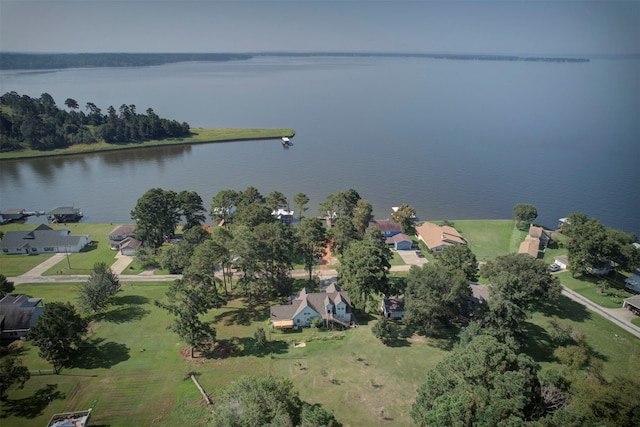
[
  {"xmin": 554, "ymin": 255, "xmax": 569, "ymax": 270},
  {"xmin": 622, "ymin": 294, "xmax": 640, "ymax": 315},
  {"xmin": 381, "ymin": 296, "xmax": 405, "ymax": 319}
]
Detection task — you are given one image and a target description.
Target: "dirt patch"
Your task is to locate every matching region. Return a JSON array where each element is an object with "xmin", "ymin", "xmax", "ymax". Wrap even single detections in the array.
[
  {"xmin": 320, "ymin": 240, "xmax": 339, "ymax": 268},
  {"xmin": 408, "ymin": 335, "xmax": 427, "ymax": 344}
]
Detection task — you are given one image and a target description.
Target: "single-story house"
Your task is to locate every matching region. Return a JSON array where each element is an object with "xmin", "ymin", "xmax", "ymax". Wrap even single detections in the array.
[
  {"xmin": 554, "ymin": 255, "xmax": 569, "ymax": 270},
  {"xmin": 369, "ymin": 219, "xmax": 402, "ymax": 237},
  {"xmin": 0, "ymin": 295, "xmax": 44, "ymax": 340},
  {"xmin": 622, "ymin": 294, "xmax": 640, "ymax": 315},
  {"xmin": 386, "ymin": 233, "xmax": 413, "ymax": 250},
  {"xmin": 0, "ymin": 224, "xmax": 91, "ymax": 255},
  {"xmin": 270, "ymin": 283, "xmax": 354, "ymax": 329},
  {"xmin": 415, "ymin": 222, "xmax": 465, "ymax": 252},
  {"xmin": 518, "ymin": 225, "xmax": 553, "ymax": 258},
  {"xmin": 109, "ymin": 225, "xmax": 136, "ymax": 250},
  {"xmin": 47, "ymin": 206, "xmax": 83, "ymax": 223},
  {"xmin": 624, "ymin": 269, "xmax": 640, "ymax": 294},
  {"xmin": 381, "ymin": 296, "xmax": 404, "ymax": 319}
]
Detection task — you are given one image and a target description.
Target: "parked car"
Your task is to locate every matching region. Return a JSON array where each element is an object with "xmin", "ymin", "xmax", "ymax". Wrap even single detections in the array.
[
  {"xmin": 416, "ymin": 251, "xmax": 425, "ymax": 258},
  {"xmin": 549, "ymin": 263, "xmax": 561, "ymax": 272}
]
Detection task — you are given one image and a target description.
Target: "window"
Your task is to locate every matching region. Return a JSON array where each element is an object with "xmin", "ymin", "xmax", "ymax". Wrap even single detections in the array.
[
  {"xmin": 2, "ymin": 249, "xmax": 7, "ymax": 253},
  {"xmin": 44, "ymin": 247, "xmax": 54, "ymax": 252},
  {"xmin": 31, "ymin": 248, "xmax": 38, "ymax": 252}
]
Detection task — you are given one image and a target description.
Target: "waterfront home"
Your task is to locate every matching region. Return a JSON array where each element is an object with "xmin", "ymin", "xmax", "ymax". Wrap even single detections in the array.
[
  {"xmin": 369, "ymin": 219, "xmax": 402, "ymax": 237},
  {"xmin": 270, "ymin": 283, "xmax": 354, "ymax": 329},
  {"xmin": 0, "ymin": 224, "xmax": 91, "ymax": 255},
  {"xmin": 415, "ymin": 222, "xmax": 465, "ymax": 252},
  {"xmin": 108, "ymin": 225, "xmax": 137, "ymax": 250},
  {"xmin": 518, "ymin": 224, "xmax": 553, "ymax": 258}
]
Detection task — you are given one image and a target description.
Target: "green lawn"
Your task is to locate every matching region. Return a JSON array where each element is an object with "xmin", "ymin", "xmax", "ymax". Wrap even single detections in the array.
[
  {"xmin": 558, "ymin": 272, "xmax": 633, "ymax": 308},
  {"xmin": 0, "ymin": 223, "xmax": 121, "ymax": 276},
  {"xmin": 2, "ymin": 277, "xmax": 639, "ymax": 426},
  {"xmin": 0, "ymin": 253, "xmax": 55, "ymax": 277},
  {"xmin": 450, "ymin": 219, "xmax": 527, "ymax": 262}
]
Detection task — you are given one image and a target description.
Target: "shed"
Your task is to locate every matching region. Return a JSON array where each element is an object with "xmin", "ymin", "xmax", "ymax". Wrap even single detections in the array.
[
  {"xmin": 381, "ymin": 296, "xmax": 405, "ymax": 319},
  {"xmin": 622, "ymin": 294, "xmax": 640, "ymax": 315}
]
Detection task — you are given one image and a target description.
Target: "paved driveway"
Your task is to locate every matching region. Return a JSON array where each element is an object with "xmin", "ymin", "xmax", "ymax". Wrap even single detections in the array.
[{"xmin": 396, "ymin": 249, "xmax": 428, "ymax": 266}]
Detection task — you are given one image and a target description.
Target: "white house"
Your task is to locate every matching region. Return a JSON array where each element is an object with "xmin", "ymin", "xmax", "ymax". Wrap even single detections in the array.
[
  {"xmin": 0, "ymin": 224, "xmax": 91, "ymax": 255},
  {"xmin": 0, "ymin": 295, "xmax": 44, "ymax": 340},
  {"xmin": 270, "ymin": 283, "xmax": 354, "ymax": 329}
]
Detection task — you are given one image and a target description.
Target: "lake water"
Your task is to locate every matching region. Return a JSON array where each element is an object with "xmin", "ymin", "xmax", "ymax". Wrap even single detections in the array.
[{"xmin": 1, "ymin": 55, "xmax": 639, "ymax": 235}]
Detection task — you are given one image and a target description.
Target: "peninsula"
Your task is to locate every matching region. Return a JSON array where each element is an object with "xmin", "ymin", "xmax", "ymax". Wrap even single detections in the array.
[
  {"xmin": 0, "ymin": 91, "xmax": 294, "ymax": 160},
  {"xmin": 0, "ymin": 128, "xmax": 296, "ymax": 160}
]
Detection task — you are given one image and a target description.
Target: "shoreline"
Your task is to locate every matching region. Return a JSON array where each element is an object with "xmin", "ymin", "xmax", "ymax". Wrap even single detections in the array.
[{"xmin": 0, "ymin": 127, "xmax": 295, "ymax": 161}]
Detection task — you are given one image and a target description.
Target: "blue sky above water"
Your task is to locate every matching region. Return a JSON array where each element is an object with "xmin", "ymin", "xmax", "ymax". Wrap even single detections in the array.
[{"xmin": 1, "ymin": 1, "xmax": 638, "ymax": 55}]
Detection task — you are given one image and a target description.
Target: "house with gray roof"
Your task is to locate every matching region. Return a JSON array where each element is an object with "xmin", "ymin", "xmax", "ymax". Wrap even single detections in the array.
[
  {"xmin": 0, "ymin": 295, "xmax": 44, "ymax": 340},
  {"xmin": 270, "ymin": 283, "xmax": 354, "ymax": 329},
  {"xmin": 0, "ymin": 224, "xmax": 91, "ymax": 255}
]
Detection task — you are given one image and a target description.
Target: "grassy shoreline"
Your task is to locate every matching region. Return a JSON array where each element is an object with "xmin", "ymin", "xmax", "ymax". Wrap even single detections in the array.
[{"xmin": 0, "ymin": 128, "xmax": 295, "ymax": 160}]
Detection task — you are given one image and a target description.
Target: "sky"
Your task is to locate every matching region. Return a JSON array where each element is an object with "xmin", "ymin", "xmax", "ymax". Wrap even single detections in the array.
[{"xmin": 1, "ymin": 1, "xmax": 638, "ymax": 55}]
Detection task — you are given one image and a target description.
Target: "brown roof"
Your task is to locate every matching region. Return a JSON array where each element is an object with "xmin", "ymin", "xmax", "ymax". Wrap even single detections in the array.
[
  {"xmin": 370, "ymin": 219, "xmax": 402, "ymax": 234},
  {"xmin": 270, "ymin": 284, "xmax": 353, "ymax": 322},
  {"xmin": 529, "ymin": 225, "xmax": 551, "ymax": 239},
  {"xmin": 415, "ymin": 222, "xmax": 465, "ymax": 250},
  {"xmin": 519, "ymin": 236, "xmax": 540, "ymax": 257},
  {"xmin": 109, "ymin": 224, "xmax": 136, "ymax": 238}
]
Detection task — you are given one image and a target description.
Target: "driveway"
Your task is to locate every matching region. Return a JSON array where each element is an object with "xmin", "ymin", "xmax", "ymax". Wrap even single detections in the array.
[{"xmin": 396, "ymin": 249, "xmax": 428, "ymax": 266}]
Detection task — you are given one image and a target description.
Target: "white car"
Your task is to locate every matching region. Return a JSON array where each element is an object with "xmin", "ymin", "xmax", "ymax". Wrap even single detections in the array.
[{"xmin": 548, "ymin": 264, "xmax": 561, "ymax": 272}]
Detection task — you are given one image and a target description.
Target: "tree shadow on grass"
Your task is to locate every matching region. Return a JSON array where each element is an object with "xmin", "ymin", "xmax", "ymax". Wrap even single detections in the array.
[
  {"xmin": 110, "ymin": 295, "xmax": 150, "ymax": 306},
  {"xmin": 520, "ymin": 321, "xmax": 557, "ymax": 363},
  {"xmin": 91, "ymin": 305, "xmax": 150, "ymax": 324},
  {"xmin": 0, "ymin": 383, "xmax": 65, "ymax": 419},
  {"xmin": 541, "ymin": 295, "xmax": 591, "ymax": 323},
  {"xmin": 214, "ymin": 305, "xmax": 269, "ymax": 326},
  {"xmin": 69, "ymin": 338, "xmax": 129, "ymax": 369}
]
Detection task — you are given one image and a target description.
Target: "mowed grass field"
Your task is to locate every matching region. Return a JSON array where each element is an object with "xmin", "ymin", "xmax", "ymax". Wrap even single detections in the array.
[
  {"xmin": 2, "ymin": 276, "xmax": 639, "ymax": 427},
  {"xmin": 0, "ymin": 223, "xmax": 120, "ymax": 276},
  {"xmin": 0, "ymin": 282, "xmax": 449, "ymax": 427}
]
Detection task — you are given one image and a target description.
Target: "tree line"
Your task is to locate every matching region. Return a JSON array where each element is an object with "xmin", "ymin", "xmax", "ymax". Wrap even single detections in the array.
[{"xmin": 0, "ymin": 91, "xmax": 190, "ymax": 151}]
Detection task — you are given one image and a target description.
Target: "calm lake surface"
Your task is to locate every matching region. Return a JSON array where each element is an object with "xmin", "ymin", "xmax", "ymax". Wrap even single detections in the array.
[{"xmin": 1, "ymin": 56, "xmax": 639, "ymax": 235}]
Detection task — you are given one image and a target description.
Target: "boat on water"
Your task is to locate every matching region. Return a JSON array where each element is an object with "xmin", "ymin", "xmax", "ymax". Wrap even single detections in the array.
[{"xmin": 281, "ymin": 137, "xmax": 293, "ymax": 148}]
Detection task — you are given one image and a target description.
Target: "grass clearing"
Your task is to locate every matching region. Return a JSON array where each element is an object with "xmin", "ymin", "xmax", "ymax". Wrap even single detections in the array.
[
  {"xmin": 0, "ymin": 128, "xmax": 295, "ymax": 160},
  {"xmin": 450, "ymin": 219, "xmax": 526, "ymax": 262},
  {"xmin": 558, "ymin": 272, "xmax": 633, "ymax": 308},
  {"xmin": 1, "ymin": 278, "xmax": 638, "ymax": 426}
]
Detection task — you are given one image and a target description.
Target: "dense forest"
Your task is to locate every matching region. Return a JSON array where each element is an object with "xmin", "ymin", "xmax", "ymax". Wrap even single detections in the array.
[
  {"xmin": 0, "ymin": 52, "xmax": 251, "ymax": 70},
  {"xmin": 0, "ymin": 91, "xmax": 190, "ymax": 152},
  {"xmin": 0, "ymin": 52, "xmax": 588, "ymax": 71}
]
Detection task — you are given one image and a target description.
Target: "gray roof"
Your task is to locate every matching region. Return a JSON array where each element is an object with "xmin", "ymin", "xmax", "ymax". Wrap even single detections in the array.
[
  {"xmin": 382, "ymin": 296, "xmax": 404, "ymax": 313},
  {"xmin": 624, "ymin": 294, "xmax": 640, "ymax": 309},
  {"xmin": 48, "ymin": 207, "xmax": 81, "ymax": 215},
  {"xmin": 0, "ymin": 295, "xmax": 44, "ymax": 331},
  {"xmin": 270, "ymin": 284, "xmax": 353, "ymax": 321},
  {"xmin": 0, "ymin": 225, "xmax": 83, "ymax": 250}
]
